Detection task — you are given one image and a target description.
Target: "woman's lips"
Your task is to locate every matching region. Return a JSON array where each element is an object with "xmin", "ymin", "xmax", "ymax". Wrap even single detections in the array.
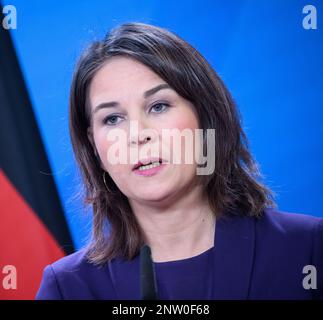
[
  {"xmin": 132, "ymin": 157, "xmax": 164, "ymax": 171},
  {"xmin": 133, "ymin": 163, "xmax": 167, "ymax": 176}
]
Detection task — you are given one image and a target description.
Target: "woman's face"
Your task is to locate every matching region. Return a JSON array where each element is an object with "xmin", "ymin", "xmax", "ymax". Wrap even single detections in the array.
[{"xmin": 88, "ymin": 56, "xmax": 201, "ymax": 204}]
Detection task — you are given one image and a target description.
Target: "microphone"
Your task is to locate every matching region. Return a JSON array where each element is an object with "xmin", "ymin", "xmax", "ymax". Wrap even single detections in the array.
[{"xmin": 140, "ymin": 244, "xmax": 158, "ymax": 300}]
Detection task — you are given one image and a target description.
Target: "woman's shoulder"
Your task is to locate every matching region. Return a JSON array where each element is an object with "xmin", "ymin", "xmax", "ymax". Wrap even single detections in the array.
[
  {"xmin": 48, "ymin": 247, "xmax": 89, "ymax": 273},
  {"xmin": 235, "ymin": 208, "xmax": 323, "ymax": 299},
  {"xmin": 259, "ymin": 207, "xmax": 323, "ymax": 235},
  {"xmin": 254, "ymin": 208, "xmax": 323, "ymax": 270},
  {"xmin": 221, "ymin": 207, "xmax": 323, "ymax": 241},
  {"xmin": 36, "ymin": 248, "xmax": 117, "ymax": 300}
]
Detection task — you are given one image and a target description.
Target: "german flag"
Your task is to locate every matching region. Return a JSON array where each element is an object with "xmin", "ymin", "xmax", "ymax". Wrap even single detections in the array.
[{"xmin": 0, "ymin": 7, "xmax": 74, "ymax": 299}]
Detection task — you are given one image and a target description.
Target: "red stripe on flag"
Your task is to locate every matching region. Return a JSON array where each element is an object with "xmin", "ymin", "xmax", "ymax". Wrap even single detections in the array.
[{"xmin": 0, "ymin": 170, "xmax": 67, "ymax": 300}]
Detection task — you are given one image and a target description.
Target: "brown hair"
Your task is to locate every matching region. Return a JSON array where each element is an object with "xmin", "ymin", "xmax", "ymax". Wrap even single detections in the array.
[{"xmin": 69, "ymin": 22, "xmax": 276, "ymax": 265}]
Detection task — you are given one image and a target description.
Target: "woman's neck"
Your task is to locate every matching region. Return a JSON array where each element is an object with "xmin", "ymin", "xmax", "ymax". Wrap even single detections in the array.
[{"xmin": 129, "ymin": 185, "xmax": 216, "ymax": 263}]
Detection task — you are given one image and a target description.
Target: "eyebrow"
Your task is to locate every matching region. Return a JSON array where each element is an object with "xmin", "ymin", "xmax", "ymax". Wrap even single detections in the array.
[{"xmin": 92, "ymin": 83, "xmax": 171, "ymax": 114}]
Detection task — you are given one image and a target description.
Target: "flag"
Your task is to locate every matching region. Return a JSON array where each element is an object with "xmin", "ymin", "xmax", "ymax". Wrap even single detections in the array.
[{"xmin": 0, "ymin": 7, "xmax": 74, "ymax": 299}]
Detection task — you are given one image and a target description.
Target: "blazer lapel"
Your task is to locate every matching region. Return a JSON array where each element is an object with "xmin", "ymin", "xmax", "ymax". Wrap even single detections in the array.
[
  {"xmin": 107, "ymin": 254, "xmax": 141, "ymax": 300},
  {"xmin": 211, "ymin": 214, "xmax": 256, "ymax": 299}
]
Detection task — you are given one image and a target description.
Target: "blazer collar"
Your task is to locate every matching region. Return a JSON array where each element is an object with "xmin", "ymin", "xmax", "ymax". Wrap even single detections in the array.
[{"xmin": 107, "ymin": 213, "xmax": 256, "ymax": 300}]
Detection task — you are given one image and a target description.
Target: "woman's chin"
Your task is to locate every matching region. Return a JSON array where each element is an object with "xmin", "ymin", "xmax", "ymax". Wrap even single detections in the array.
[{"xmin": 131, "ymin": 187, "xmax": 174, "ymax": 203}]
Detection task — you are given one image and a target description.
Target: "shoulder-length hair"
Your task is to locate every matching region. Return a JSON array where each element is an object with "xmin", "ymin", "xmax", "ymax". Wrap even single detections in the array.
[{"xmin": 69, "ymin": 22, "xmax": 276, "ymax": 265}]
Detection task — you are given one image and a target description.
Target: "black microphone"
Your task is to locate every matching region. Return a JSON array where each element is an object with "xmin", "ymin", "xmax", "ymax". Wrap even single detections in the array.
[{"xmin": 140, "ymin": 244, "xmax": 158, "ymax": 300}]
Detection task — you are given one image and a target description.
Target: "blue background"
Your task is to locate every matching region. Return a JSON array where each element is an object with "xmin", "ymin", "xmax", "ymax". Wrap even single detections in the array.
[{"xmin": 3, "ymin": 0, "xmax": 322, "ymax": 249}]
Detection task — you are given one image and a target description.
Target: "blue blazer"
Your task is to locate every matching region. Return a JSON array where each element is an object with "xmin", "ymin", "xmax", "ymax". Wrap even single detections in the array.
[{"xmin": 36, "ymin": 209, "xmax": 323, "ymax": 300}]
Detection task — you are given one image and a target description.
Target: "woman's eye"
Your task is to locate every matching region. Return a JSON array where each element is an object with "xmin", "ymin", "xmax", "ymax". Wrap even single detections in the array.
[
  {"xmin": 150, "ymin": 103, "xmax": 169, "ymax": 114},
  {"xmin": 103, "ymin": 115, "xmax": 123, "ymax": 126}
]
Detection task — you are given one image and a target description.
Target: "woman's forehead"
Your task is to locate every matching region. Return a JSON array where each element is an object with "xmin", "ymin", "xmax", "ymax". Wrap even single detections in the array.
[{"xmin": 89, "ymin": 57, "xmax": 165, "ymax": 107}]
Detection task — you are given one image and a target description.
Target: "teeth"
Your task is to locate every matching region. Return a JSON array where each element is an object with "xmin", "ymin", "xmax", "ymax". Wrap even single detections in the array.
[{"xmin": 138, "ymin": 161, "xmax": 161, "ymax": 171}]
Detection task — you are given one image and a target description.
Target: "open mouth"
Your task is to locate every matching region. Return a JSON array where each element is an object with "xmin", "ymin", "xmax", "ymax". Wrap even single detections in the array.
[
  {"xmin": 137, "ymin": 160, "xmax": 162, "ymax": 171},
  {"xmin": 133, "ymin": 159, "xmax": 163, "ymax": 171}
]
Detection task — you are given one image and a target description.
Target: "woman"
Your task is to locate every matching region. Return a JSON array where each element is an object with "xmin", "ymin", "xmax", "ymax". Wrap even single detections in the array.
[{"xmin": 36, "ymin": 22, "xmax": 323, "ymax": 300}]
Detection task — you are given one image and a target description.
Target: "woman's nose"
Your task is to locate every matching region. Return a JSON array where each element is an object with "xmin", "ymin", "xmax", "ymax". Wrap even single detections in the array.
[{"xmin": 128, "ymin": 119, "xmax": 157, "ymax": 147}]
